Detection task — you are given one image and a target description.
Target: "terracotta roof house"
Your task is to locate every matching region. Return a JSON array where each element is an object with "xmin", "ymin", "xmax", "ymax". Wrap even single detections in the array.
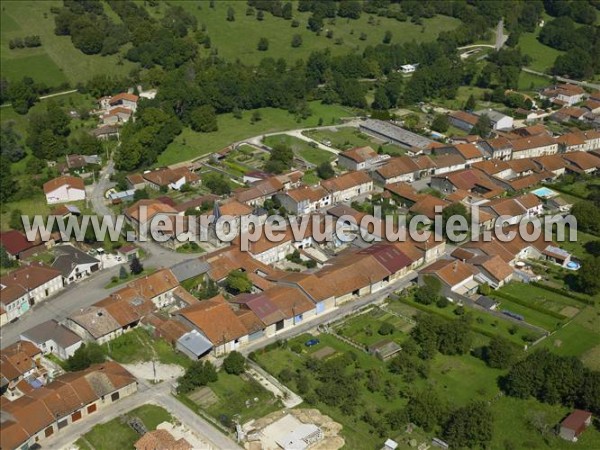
[
  {"xmin": 431, "ymin": 168, "xmax": 503, "ymax": 198},
  {"xmin": 0, "ymin": 230, "xmax": 41, "ymax": 260},
  {"xmin": 509, "ymin": 134, "xmax": 558, "ymax": 159},
  {"xmin": 320, "ymin": 170, "xmax": 373, "ymax": 202},
  {"xmin": 449, "ymin": 110, "xmax": 479, "ymax": 132},
  {"xmin": 0, "ymin": 263, "xmax": 64, "ymax": 323},
  {"xmin": 176, "ymin": 295, "xmax": 251, "ymax": 356},
  {"xmin": 409, "ymin": 195, "xmax": 451, "ymax": 221},
  {"xmin": 559, "ymin": 410, "xmax": 592, "ymax": 442},
  {"xmin": 276, "ymin": 185, "xmax": 331, "ymax": 215},
  {"xmin": 471, "ymin": 254, "xmax": 514, "ymax": 288},
  {"xmin": 561, "ymin": 151, "xmax": 600, "ymax": 174},
  {"xmin": 540, "ymin": 83, "xmax": 586, "ymax": 106},
  {"xmin": 135, "ymin": 429, "xmax": 192, "ymax": 450},
  {"xmin": 372, "ymin": 155, "xmax": 435, "ymax": 184},
  {"xmin": 337, "ymin": 146, "xmax": 389, "ymax": 171},
  {"xmin": 479, "ymin": 137, "xmax": 513, "ymax": 160},
  {"xmin": 0, "ymin": 341, "xmax": 43, "ymax": 395},
  {"xmin": 125, "ymin": 199, "xmax": 178, "ymax": 226},
  {"xmin": 1, "ymin": 361, "xmax": 137, "ymax": 450},
  {"xmin": 43, "ymin": 176, "xmax": 85, "ymax": 205},
  {"xmin": 141, "ymin": 167, "xmax": 200, "ymax": 191},
  {"xmin": 512, "ymin": 124, "xmax": 550, "ymax": 138},
  {"xmin": 384, "ymin": 182, "xmax": 423, "ymax": 207},
  {"xmin": 419, "ymin": 259, "xmax": 478, "ymax": 296}
]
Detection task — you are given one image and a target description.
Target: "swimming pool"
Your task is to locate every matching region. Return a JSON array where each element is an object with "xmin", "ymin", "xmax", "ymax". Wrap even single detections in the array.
[
  {"xmin": 566, "ymin": 261, "xmax": 581, "ymax": 270},
  {"xmin": 531, "ymin": 187, "xmax": 558, "ymax": 199}
]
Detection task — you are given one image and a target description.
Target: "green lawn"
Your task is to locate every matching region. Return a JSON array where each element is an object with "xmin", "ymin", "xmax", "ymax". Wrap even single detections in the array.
[
  {"xmin": 335, "ymin": 307, "xmax": 414, "ymax": 347},
  {"xmin": 304, "ymin": 127, "xmax": 406, "ymax": 155},
  {"xmin": 103, "ymin": 328, "xmax": 192, "ymax": 369},
  {"xmin": 205, "ymin": 372, "xmax": 281, "ymax": 424},
  {"xmin": 255, "ymin": 319, "xmax": 600, "ymax": 450},
  {"xmin": 180, "ymin": 371, "xmax": 281, "ymax": 427},
  {"xmin": 156, "ymin": 102, "xmax": 352, "ymax": 166},
  {"xmin": 519, "ymin": 30, "xmax": 564, "ymax": 74},
  {"xmin": 518, "ymin": 70, "xmax": 552, "ymax": 91},
  {"xmin": 177, "ymin": 1, "xmax": 461, "ymax": 66},
  {"xmin": 390, "ymin": 294, "xmax": 542, "ymax": 346},
  {"xmin": 75, "ymin": 405, "xmax": 172, "ymax": 450},
  {"xmin": 1, "ymin": 1, "xmax": 137, "ymax": 86},
  {"xmin": 264, "ymin": 134, "xmax": 335, "ymax": 166},
  {"xmin": 491, "ymin": 396, "xmax": 600, "ymax": 450}
]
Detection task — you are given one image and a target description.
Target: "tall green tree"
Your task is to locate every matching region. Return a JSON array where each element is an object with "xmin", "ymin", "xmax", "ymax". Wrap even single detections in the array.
[
  {"xmin": 225, "ymin": 269, "xmax": 252, "ymax": 295},
  {"xmin": 443, "ymin": 402, "xmax": 493, "ymax": 449}
]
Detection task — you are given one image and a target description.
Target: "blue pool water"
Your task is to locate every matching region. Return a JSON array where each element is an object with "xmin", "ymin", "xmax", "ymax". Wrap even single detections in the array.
[
  {"xmin": 531, "ymin": 187, "xmax": 557, "ymax": 198},
  {"xmin": 566, "ymin": 261, "xmax": 580, "ymax": 270}
]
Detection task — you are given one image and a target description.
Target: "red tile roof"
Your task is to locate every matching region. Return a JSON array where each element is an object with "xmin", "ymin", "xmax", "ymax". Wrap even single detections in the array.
[
  {"xmin": 42, "ymin": 176, "xmax": 85, "ymax": 194},
  {"xmin": 0, "ymin": 230, "xmax": 35, "ymax": 256}
]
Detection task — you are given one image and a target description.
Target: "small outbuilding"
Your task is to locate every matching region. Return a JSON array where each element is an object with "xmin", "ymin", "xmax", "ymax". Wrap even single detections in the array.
[{"xmin": 559, "ymin": 410, "xmax": 592, "ymax": 442}]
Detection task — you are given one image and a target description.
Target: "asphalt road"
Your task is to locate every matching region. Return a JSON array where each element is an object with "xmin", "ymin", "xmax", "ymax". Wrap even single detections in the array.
[{"xmin": 0, "ymin": 162, "xmax": 196, "ymax": 348}]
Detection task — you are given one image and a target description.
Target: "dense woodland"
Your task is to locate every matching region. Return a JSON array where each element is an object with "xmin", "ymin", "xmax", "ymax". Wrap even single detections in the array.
[{"xmin": 1, "ymin": 0, "xmax": 599, "ymax": 176}]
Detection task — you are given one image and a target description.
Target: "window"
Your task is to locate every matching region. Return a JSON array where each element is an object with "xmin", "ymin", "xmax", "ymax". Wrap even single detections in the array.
[
  {"xmin": 111, "ymin": 391, "xmax": 120, "ymax": 401},
  {"xmin": 87, "ymin": 404, "xmax": 97, "ymax": 414}
]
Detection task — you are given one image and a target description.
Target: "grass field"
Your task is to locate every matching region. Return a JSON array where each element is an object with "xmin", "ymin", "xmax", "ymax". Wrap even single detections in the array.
[
  {"xmin": 180, "ymin": 371, "xmax": 281, "ymax": 426},
  {"xmin": 175, "ymin": 1, "xmax": 461, "ymax": 66},
  {"xmin": 1, "ymin": 1, "xmax": 137, "ymax": 86},
  {"xmin": 75, "ymin": 405, "xmax": 172, "ymax": 450},
  {"xmin": 304, "ymin": 127, "xmax": 406, "ymax": 155},
  {"xmin": 335, "ymin": 307, "xmax": 414, "ymax": 347},
  {"xmin": 390, "ymin": 293, "xmax": 543, "ymax": 345},
  {"xmin": 103, "ymin": 328, "xmax": 192, "ymax": 369},
  {"xmin": 518, "ymin": 71, "xmax": 552, "ymax": 91},
  {"xmin": 254, "ymin": 328, "xmax": 600, "ymax": 450},
  {"xmin": 264, "ymin": 134, "xmax": 335, "ymax": 166},
  {"xmin": 157, "ymin": 101, "xmax": 352, "ymax": 166},
  {"xmin": 519, "ymin": 30, "xmax": 564, "ymax": 74}
]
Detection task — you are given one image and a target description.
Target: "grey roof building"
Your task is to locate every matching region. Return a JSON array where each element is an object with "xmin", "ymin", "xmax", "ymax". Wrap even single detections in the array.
[
  {"xmin": 170, "ymin": 259, "xmax": 210, "ymax": 283},
  {"xmin": 176, "ymin": 330, "xmax": 213, "ymax": 360},
  {"xmin": 359, "ymin": 119, "xmax": 434, "ymax": 153},
  {"xmin": 52, "ymin": 245, "xmax": 101, "ymax": 284},
  {"xmin": 20, "ymin": 319, "xmax": 83, "ymax": 360}
]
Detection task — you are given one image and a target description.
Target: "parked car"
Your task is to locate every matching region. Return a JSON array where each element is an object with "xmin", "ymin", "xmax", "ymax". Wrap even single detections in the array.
[{"xmin": 305, "ymin": 338, "xmax": 320, "ymax": 347}]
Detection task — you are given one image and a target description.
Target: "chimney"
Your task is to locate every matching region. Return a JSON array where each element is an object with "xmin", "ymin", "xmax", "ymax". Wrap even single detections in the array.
[{"xmin": 453, "ymin": 261, "xmax": 458, "ymax": 272}]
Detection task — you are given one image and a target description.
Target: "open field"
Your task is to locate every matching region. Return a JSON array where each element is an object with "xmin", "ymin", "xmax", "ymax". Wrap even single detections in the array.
[
  {"xmin": 175, "ymin": 1, "xmax": 461, "ymax": 66},
  {"xmin": 304, "ymin": 127, "xmax": 406, "ymax": 155},
  {"xmin": 254, "ymin": 326, "xmax": 600, "ymax": 450},
  {"xmin": 1, "ymin": 1, "xmax": 137, "ymax": 86},
  {"xmin": 519, "ymin": 31, "xmax": 564, "ymax": 74},
  {"xmin": 390, "ymin": 293, "xmax": 543, "ymax": 345},
  {"xmin": 75, "ymin": 405, "xmax": 172, "ymax": 450},
  {"xmin": 518, "ymin": 70, "xmax": 552, "ymax": 91},
  {"xmin": 334, "ymin": 307, "xmax": 414, "ymax": 347},
  {"xmin": 157, "ymin": 101, "xmax": 352, "ymax": 166},
  {"xmin": 102, "ymin": 328, "xmax": 192, "ymax": 369},
  {"xmin": 180, "ymin": 371, "xmax": 281, "ymax": 426},
  {"xmin": 264, "ymin": 134, "xmax": 335, "ymax": 166}
]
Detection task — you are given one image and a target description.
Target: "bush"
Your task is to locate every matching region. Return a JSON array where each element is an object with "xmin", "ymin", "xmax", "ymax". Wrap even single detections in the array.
[
  {"xmin": 378, "ymin": 322, "xmax": 395, "ymax": 335},
  {"xmin": 223, "ymin": 351, "xmax": 246, "ymax": 375},
  {"xmin": 436, "ymin": 296, "xmax": 449, "ymax": 308}
]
